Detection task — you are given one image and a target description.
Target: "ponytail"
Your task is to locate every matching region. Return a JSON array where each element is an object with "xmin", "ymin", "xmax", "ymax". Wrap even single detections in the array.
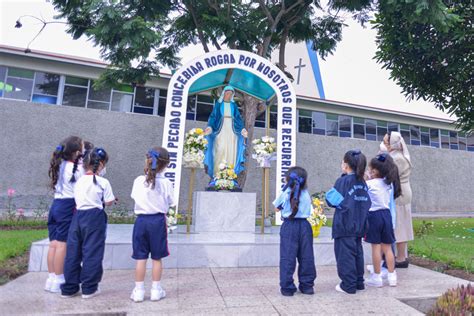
[
  {"xmin": 85, "ymin": 147, "xmax": 109, "ymax": 185},
  {"xmin": 283, "ymin": 167, "xmax": 308, "ymax": 219},
  {"xmin": 370, "ymin": 154, "xmax": 402, "ymax": 199},
  {"xmin": 343, "ymin": 150, "xmax": 367, "ymax": 181},
  {"xmin": 145, "ymin": 147, "xmax": 170, "ymax": 189},
  {"xmin": 69, "ymin": 156, "xmax": 80, "ymax": 183},
  {"xmin": 48, "ymin": 145, "xmax": 64, "ymax": 189}
]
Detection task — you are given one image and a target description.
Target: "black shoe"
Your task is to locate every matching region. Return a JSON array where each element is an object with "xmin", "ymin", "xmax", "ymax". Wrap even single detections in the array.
[
  {"xmin": 395, "ymin": 260, "xmax": 409, "ymax": 268},
  {"xmin": 298, "ymin": 286, "xmax": 314, "ymax": 295},
  {"xmin": 280, "ymin": 290, "xmax": 295, "ymax": 296},
  {"xmin": 356, "ymin": 285, "xmax": 365, "ymax": 291}
]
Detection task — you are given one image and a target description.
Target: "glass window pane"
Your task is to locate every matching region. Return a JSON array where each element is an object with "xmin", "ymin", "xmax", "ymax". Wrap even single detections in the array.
[
  {"xmin": 111, "ymin": 92, "xmax": 133, "ymax": 112},
  {"xmin": 377, "ymin": 127, "xmax": 387, "ymax": 141},
  {"xmin": 401, "ymin": 130, "xmax": 410, "ymax": 144},
  {"xmin": 421, "ymin": 127, "xmax": 429, "ymax": 133},
  {"xmin": 441, "ymin": 135, "xmax": 450, "ymax": 149},
  {"xmin": 298, "ymin": 116, "xmax": 311, "ymax": 133},
  {"xmin": 270, "ymin": 105, "xmax": 277, "ymax": 113},
  {"xmin": 377, "ymin": 120, "xmax": 387, "ymax": 127},
  {"xmin": 0, "ymin": 66, "xmax": 6, "ymax": 97},
  {"xmin": 187, "ymin": 95, "xmax": 196, "ymax": 119},
  {"xmin": 133, "ymin": 106, "xmax": 153, "ymax": 115},
  {"xmin": 158, "ymin": 97, "xmax": 166, "ymax": 116},
  {"xmin": 134, "ymin": 86, "xmax": 154, "ymax": 108},
  {"xmin": 115, "ymin": 84, "xmax": 133, "ymax": 93},
  {"xmin": 4, "ymin": 77, "xmax": 33, "ymax": 100},
  {"xmin": 339, "ymin": 115, "xmax": 351, "ymax": 132},
  {"xmin": 353, "ymin": 117, "xmax": 364, "ymax": 124},
  {"xmin": 400, "ymin": 124, "xmax": 409, "ymax": 130},
  {"xmin": 87, "ymin": 101, "xmax": 110, "ymax": 111},
  {"xmin": 62, "ymin": 86, "xmax": 87, "ymax": 107},
  {"xmin": 430, "ymin": 129, "xmax": 439, "ymax": 143},
  {"xmin": 299, "ymin": 109, "xmax": 311, "ymax": 117},
  {"xmin": 366, "ymin": 134, "xmax": 377, "ymax": 141},
  {"xmin": 467, "ymin": 134, "xmax": 474, "ymax": 147},
  {"xmin": 88, "ymin": 81, "xmax": 111, "ymax": 102},
  {"xmin": 32, "ymin": 94, "xmax": 57, "ymax": 104},
  {"xmin": 421, "ymin": 133, "xmax": 430, "ymax": 146},
  {"xmin": 326, "ymin": 113, "xmax": 338, "ymax": 121},
  {"xmin": 388, "ymin": 122, "xmax": 399, "ymax": 132},
  {"xmin": 197, "ymin": 94, "xmax": 213, "ymax": 103},
  {"xmin": 196, "ymin": 102, "xmax": 213, "ymax": 122},
  {"xmin": 459, "ymin": 138, "xmax": 467, "ymax": 150},
  {"xmin": 312, "ymin": 112, "xmax": 326, "ymax": 130},
  {"xmin": 270, "ymin": 113, "xmax": 277, "ymax": 129},
  {"xmin": 159, "ymin": 89, "xmax": 167, "ymax": 98},
  {"xmin": 8, "ymin": 67, "xmax": 34, "ymax": 79},
  {"xmin": 65, "ymin": 76, "xmax": 88, "ymax": 86},
  {"xmin": 411, "ymin": 139, "xmax": 421, "ymax": 146},
  {"xmin": 410, "ymin": 126, "xmax": 420, "ymax": 140},
  {"xmin": 354, "ymin": 124, "xmax": 365, "ymax": 139},
  {"xmin": 254, "ymin": 120, "xmax": 265, "ymax": 128},
  {"xmin": 365, "ymin": 119, "xmax": 376, "ymax": 135},
  {"xmin": 34, "ymin": 72, "xmax": 59, "ymax": 96},
  {"xmin": 326, "ymin": 120, "xmax": 338, "ymax": 136},
  {"xmin": 441, "ymin": 130, "xmax": 449, "ymax": 136},
  {"xmin": 449, "ymin": 131, "xmax": 458, "ymax": 145}
]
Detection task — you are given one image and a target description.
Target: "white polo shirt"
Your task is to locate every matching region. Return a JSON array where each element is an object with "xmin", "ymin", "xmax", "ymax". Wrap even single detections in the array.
[
  {"xmin": 54, "ymin": 161, "xmax": 85, "ymax": 199},
  {"xmin": 367, "ymin": 178, "xmax": 391, "ymax": 212},
  {"xmin": 74, "ymin": 174, "xmax": 115, "ymax": 210},
  {"xmin": 131, "ymin": 173, "xmax": 175, "ymax": 215}
]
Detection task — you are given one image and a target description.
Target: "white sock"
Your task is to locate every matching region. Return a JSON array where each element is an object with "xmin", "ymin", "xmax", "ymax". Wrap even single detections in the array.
[
  {"xmin": 135, "ymin": 281, "xmax": 145, "ymax": 290},
  {"xmin": 55, "ymin": 274, "xmax": 65, "ymax": 282},
  {"xmin": 152, "ymin": 281, "xmax": 161, "ymax": 289},
  {"xmin": 48, "ymin": 273, "xmax": 55, "ymax": 279}
]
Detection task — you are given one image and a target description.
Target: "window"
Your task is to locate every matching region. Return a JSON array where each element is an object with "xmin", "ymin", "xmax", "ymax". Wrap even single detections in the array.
[
  {"xmin": 326, "ymin": 113, "xmax": 338, "ymax": 136},
  {"xmin": 339, "ymin": 115, "xmax": 351, "ymax": 138},
  {"xmin": 298, "ymin": 109, "xmax": 312, "ymax": 134},
  {"xmin": 430, "ymin": 128, "xmax": 439, "ymax": 148},
  {"xmin": 388, "ymin": 122, "xmax": 399, "ymax": 133},
  {"xmin": 133, "ymin": 86, "xmax": 154, "ymax": 115},
  {"xmin": 377, "ymin": 121, "xmax": 387, "ymax": 142},
  {"xmin": 87, "ymin": 80, "xmax": 111, "ymax": 111},
  {"xmin": 420, "ymin": 127, "xmax": 430, "ymax": 146},
  {"xmin": 4, "ymin": 67, "xmax": 34, "ymax": 101},
  {"xmin": 410, "ymin": 125, "xmax": 420, "ymax": 146},
  {"xmin": 157, "ymin": 89, "xmax": 167, "ymax": 116},
  {"xmin": 312, "ymin": 111, "xmax": 325, "ymax": 135},
  {"xmin": 400, "ymin": 124, "xmax": 410, "ymax": 144},
  {"xmin": 63, "ymin": 76, "xmax": 88, "ymax": 107},
  {"xmin": 32, "ymin": 72, "xmax": 60, "ymax": 104},
  {"xmin": 195, "ymin": 94, "xmax": 214, "ymax": 122},
  {"xmin": 111, "ymin": 90, "xmax": 133, "ymax": 113},
  {"xmin": 365, "ymin": 119, "xmax": 376, "ymax": 141},
  {"xmin": 458, "ymin": 132, "xmax": 467, "ymax": 151},
  {"xmin": 269, "ymin": 105, "xmax": 277, "ymax": 129},
  {"xmin": 255, "ymin": 111, "xmax": 265, "ymax": 128},
  {"xmin": 467, "ymin": 134, "xmax": 474, "ymax": 152},
  {"xmin": 186, "ymin": 95, "xmax": 197, "ymax": 120},
  {"xmin": 440, "ymin": 130, "xmax": 450, "ymax": 149},
  {"xmin": 449, "ymin": 131, "xmax": 458, "ymax": 150},
  {"xmin": 353, "ymin": 117, "xmax": 365, "ymax": 139},
  {"xmin": 0, "ymin": 66, "xmax": 7, "ymax": 97}
]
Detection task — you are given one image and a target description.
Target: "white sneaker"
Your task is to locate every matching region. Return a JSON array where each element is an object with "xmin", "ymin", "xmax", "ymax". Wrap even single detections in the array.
[
  {"xmin": 335, "ymin": 284, "xmax": 349, "ymax": 294},
  {"xmin": 150, "ymin": 287, "xmax": 166, "ymax": 301},
  {"xmin": 49, "ymin": 278, "xmax": 65, "ymax": 293},
  {"xmin": 366, "ymin": 264, "xmax": 374, "ymax": 274},
  {"xmin": 367, "ymin": 265, "xmax": 388, "ymax": 279},
  {"xmin": 387, "ymin": 271, "xmax": 397, "ymax": 287},
  {"xmin": 44, "ymin": 277, "xmax": 54, "ymax": 292},
  {"xmin": 130, "ymin": 287, "xmax": 145, "ymax": 303},
  {"xmin": 365, "ymin": 273, "xmax": 383, "ymax": 288},
  {"xmin": 82, "ymin": 288, "xmax": 101, "ymax": 299}
]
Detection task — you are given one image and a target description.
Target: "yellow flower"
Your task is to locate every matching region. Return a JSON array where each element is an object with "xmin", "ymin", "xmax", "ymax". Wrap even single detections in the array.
[
  {"xmin": 196, "ymin": 128, "xmax": 203, "ymax": 135},
  {"xmin": 229, "ymin": 164, "xmax": 234, "ymax": 169}
]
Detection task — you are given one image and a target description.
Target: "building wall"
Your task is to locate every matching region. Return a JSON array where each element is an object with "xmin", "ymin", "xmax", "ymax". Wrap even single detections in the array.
[{"xmin": 1, "ymin": 99, "xmax": 473, "ymax": 214}]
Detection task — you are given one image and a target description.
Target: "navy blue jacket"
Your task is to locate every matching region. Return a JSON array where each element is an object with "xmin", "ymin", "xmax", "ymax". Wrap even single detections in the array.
[{"xmin": 326, "ymin": 174, "xmax": 371, "ymax": 238}]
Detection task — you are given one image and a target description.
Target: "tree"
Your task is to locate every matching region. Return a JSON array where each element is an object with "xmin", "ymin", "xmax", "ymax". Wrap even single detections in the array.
[
  {"xmin": 373, "ymin": 0, "xmax": 473, "ymax": 132},
  {"xmin": 50, "ymin": 0, "xmax": 368, "ymax": 187}
]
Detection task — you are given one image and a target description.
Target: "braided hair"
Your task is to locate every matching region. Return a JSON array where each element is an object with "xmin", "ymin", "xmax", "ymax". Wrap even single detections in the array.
[
  {"xmin": 48, "ymin": 136, "xmax": 82, "ymax": 190},
  {"xmin": 343, "ymin": 149, "xmax": 367, "ymax": 181},
  {"xmin": 283, "ymin": 166, "xmax": 308, "ymax": 220},
  {"xmin": 85, "ymin": 147, "xmax": 109, "ymax": 185},
  {"xmin": 80, "ymin": 141, "xmax": 94, "ymax": 167},
  {"xmin": 145, "ymin": 147, "xmax": 170, "ymax": 189}
]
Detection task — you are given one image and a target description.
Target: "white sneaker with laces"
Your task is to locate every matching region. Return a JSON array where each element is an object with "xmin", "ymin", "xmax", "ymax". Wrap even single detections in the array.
[
  {"xmin": 367, "ymin": 265, "xmax": 388, "ymax": 279},
  {"xmin": 150, "ymin": 287, "xmax": 166, "ymax": 301},
  {"xmin": 387, "ymin": 271, "xmax": 397, "ymax": 286},
  {"xmin": 365, "ymin": 273, "xmax": 383, "ymax": 288},
  {"xmin": 82, "ymin": 288, "xmax": 101, "ymax": 299},
  {"xmin": 335, "ymin": 284, "xmax": 349, "ymax": 294},
  {"xmin": 130, "ymin": 287, "xmax": 145, "ymax": 302},
  {"xmin": 44, "ymin": 277, "xmax": 54, "ymax": 292},
  {"xmin": 49, "ymin": 278, "xmax": 65, "ymax": 293}
]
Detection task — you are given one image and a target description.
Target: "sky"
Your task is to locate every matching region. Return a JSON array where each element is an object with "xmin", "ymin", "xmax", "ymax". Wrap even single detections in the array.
[{"xmin": 0, "ymin": 0, "xmax": 453, "ymax": 120}]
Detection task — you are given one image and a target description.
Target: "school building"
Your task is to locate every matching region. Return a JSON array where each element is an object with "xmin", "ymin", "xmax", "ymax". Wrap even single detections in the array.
[{"xmin": 0, "ymin": 44, "xmax": 473, "ymax": 214}]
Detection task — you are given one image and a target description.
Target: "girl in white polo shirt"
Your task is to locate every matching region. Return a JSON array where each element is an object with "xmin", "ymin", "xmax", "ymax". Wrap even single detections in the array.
[
  {"xmin": 61, "ymin": 147, "xmax": 115, "ymax": 299},
  {"xmin": 130, "ymin": 147, "xmax": 175, "ymax": 303}
]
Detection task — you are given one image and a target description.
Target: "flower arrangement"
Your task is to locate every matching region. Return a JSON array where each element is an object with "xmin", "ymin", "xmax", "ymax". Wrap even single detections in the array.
[
  {"xmin": 183, "ymin": 128, "xmax": 208, "ymax": 168},
  {"xmin": 166, "ymin": 206, "xmax": 178, "ymax": 233},
  {"xmin": 213, "ymin": 160, "xmax": 238, "ymax": 190},
  {"xmin": 307, "ymin": 192, "xmax": 328, "ymax": 237},
  {"xmin": 251, "ymin": 136, "xmax": 277, "ymax": 167}
]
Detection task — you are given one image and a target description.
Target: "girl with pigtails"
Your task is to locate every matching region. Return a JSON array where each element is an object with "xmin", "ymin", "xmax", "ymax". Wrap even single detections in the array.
[
  {"xmin": 326, "ymin": 150, "xmax": 371, "ymax": 294},
  {"xmin": 45, "ymin": 136, "xmax": 84, "ymax": 293},
  {"xmin": 61, "ymin": 147, "xmax": 115, "ymax": 299},
  {"xmin": 273, "ymin": 166, "xmax": 316, "ymax": 297}
]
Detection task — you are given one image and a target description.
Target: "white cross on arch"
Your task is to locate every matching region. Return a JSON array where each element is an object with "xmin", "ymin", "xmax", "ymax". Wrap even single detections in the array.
[{"xmin": 294, "ymin": 58, "xmax": 306, "ymax": 85}]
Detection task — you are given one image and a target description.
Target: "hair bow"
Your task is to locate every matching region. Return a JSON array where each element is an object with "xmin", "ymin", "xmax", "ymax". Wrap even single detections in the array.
[
  {"xmin": 377, "ymin": 153, "xmax": 387, "ymax": 162},
  {"xmin": 56, "ymin": 145, "xmax": 63, "ymax": 152},
  {"xmin": 148, "ymin": 150, "xmax": 160, "ymax": 170},
  {"xmin": 351, "ymin": 149, "xmax": 361, "ymax": 156},
  {"xmin": 282, "ymin": 172, "xmax": 304, "ymax": 199},
  {"xmin": 94, "ymin": 148, "xmax": 107, "ymax": 161}
]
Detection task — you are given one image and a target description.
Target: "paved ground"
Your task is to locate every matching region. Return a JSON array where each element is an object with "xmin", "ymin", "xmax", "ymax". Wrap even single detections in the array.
[{"xmin": 0, "ymin": 265, "xmax": 470, "ymax": 315}]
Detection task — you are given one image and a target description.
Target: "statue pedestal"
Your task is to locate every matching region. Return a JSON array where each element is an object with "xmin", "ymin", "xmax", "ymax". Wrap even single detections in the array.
[{"xmin": 192, "ymin": 191, "xmax": 256, "ymax": 233}]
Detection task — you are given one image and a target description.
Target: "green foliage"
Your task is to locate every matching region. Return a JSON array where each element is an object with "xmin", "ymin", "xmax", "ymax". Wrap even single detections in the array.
[
  {"xmin": 105, "ymin": 201, "xmax": 135, "ymax": 224},
  {"xmin": 0, "ymin": 230, "xmax": 47, "ymax": 263},
  {"xmin": 428, "ymin": 283, "xmax": 474, "ymax": 316},
  {"xmin": 373, "ymin": 0, "xmax": 473, "ymax": 132}
]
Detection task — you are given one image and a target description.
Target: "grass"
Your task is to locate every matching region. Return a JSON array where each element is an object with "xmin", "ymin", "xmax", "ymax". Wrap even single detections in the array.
[{"xmin": 409, "ymin": 218, "xmax": 474, "ymax": 273}]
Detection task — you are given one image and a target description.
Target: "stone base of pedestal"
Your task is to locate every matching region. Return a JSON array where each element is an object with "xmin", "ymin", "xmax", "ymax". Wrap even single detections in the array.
[{"xmin": 192, "ymin": 191, "xmax": 256, "ymax": 233}]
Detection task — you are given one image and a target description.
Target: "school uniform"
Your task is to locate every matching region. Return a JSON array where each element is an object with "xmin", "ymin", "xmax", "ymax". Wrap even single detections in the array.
[
  {"xmin": 366, "ymin": 179, "xmax": 396, "ymax": 245},
  {"xmin": 131, "ymin": 174, "xmax": 175, "ymax": 261},
  {"xmin": 273, "ymin": 189, "xmax": 316, "ymax": 295},
  {"xmin": 48, "ymin": 161, "xmax": 84, "ymax": 242},
  {"xmin": 61, "ymin": 174, "xmax": 115, "ymax": 296},
  {"xmin": 326, "ymin": 173, "xmax": 371, "ymax": 294}
]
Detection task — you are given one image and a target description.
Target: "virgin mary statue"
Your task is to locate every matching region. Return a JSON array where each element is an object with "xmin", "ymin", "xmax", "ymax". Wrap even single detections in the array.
[{"xmin": 204, "ymin": 85, "xmax": 248, "ymax": 181}]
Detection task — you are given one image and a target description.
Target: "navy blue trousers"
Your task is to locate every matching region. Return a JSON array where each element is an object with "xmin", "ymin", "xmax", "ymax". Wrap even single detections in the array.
[
  {"xmin": 280, "ymin": 218, "xmax": 316, "ymax": 293},
  {"xmin": 61, "ymin": 208, "xmax": 107, "ymax": 295},
  {"xmin": 334, "ymin": 237, "xmax": 365, "ymax": 294}
]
